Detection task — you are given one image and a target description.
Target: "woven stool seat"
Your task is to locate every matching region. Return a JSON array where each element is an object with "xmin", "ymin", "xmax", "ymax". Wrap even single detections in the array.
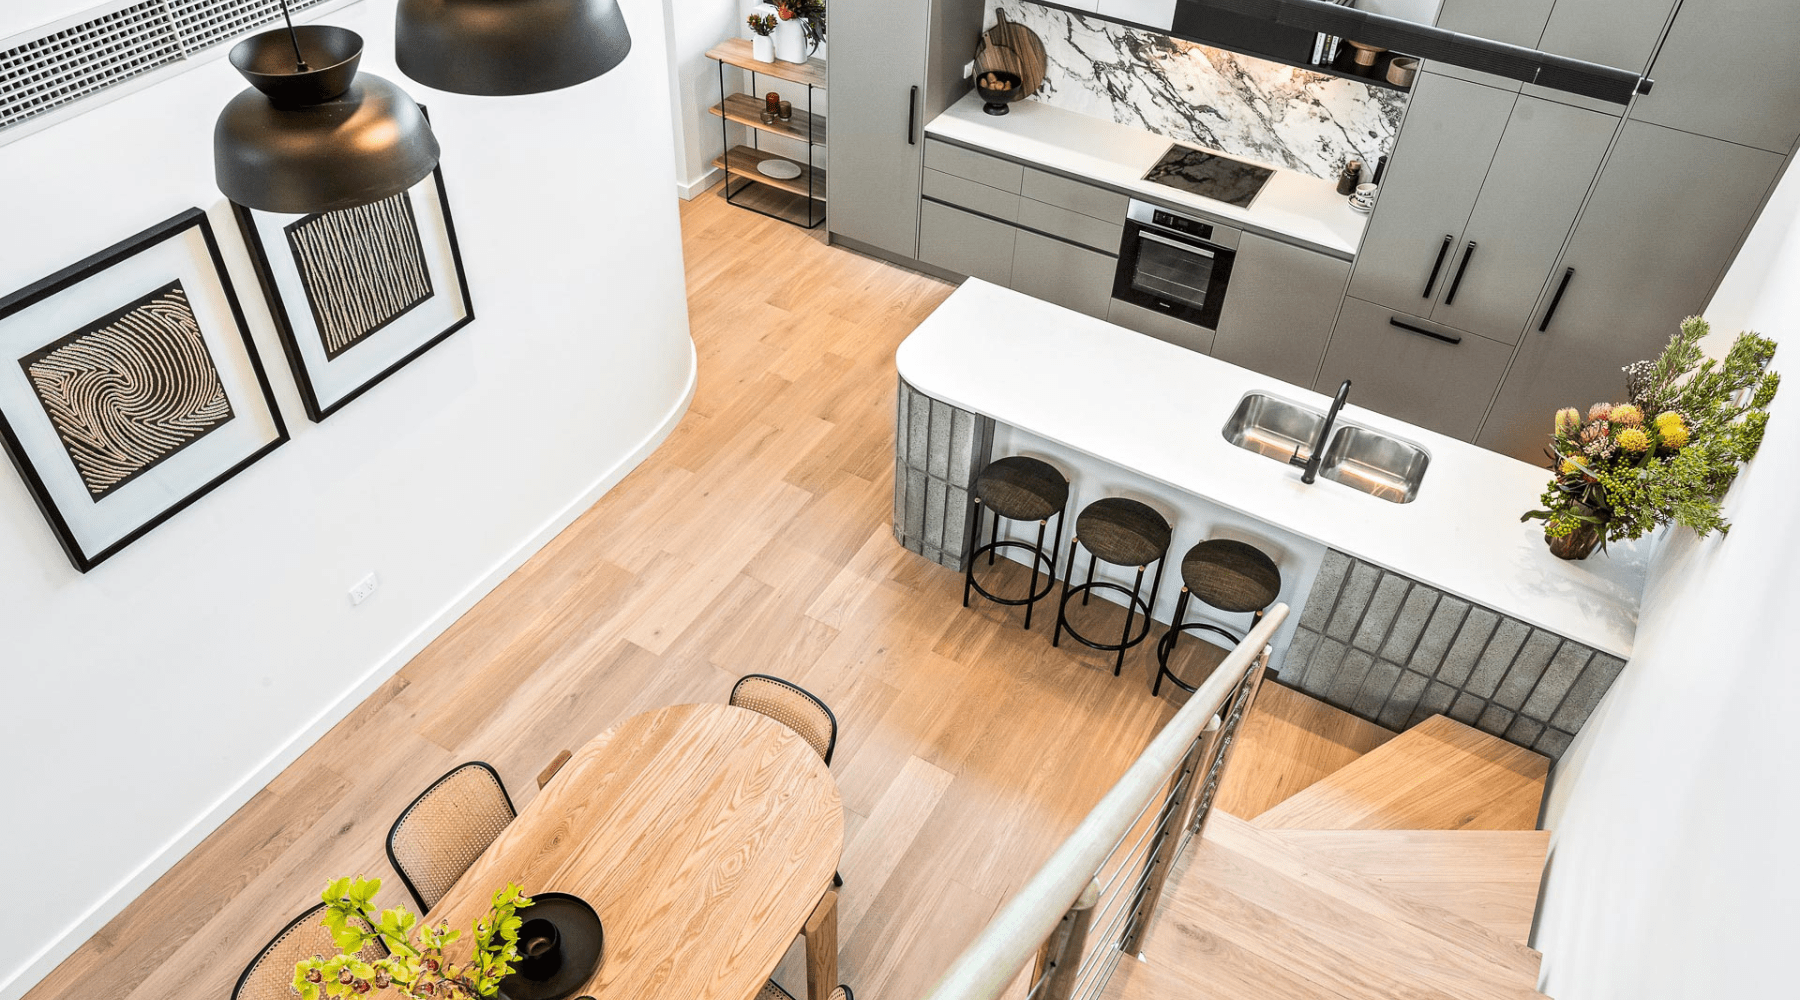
[
  {"xmin": 1075, "ymin": 497, "xmax": 1171, "ymax": 567},
  {"xmin": 975, "ymin": 456, "xmax": 1069, "ymax": 522},
  {"xmin": 1181, "ymin": 540, "xmax": 1282, "ymax": 613}
]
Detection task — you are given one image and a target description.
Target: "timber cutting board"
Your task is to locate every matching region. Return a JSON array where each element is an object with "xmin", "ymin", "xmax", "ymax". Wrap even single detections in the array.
[{"xmin": 975, "ymin": 10, "xmax": 1047, "ymax": 96}]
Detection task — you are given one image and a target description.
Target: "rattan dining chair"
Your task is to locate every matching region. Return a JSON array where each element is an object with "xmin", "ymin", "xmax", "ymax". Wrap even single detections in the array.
[
  {"xmin": 386, "ymin": 761, "xmax": 517, "ymax": 912},
  {"xmin": 231, "ymin": 903, "xmax": 385, "ymax": 1000},
  {"xmin": 730, "ymin": 674, "xmax": 838, "ymax": 765},
  {"xmin": 757, "ymin": 981, "xmax": 854, "ymax": 1000}
]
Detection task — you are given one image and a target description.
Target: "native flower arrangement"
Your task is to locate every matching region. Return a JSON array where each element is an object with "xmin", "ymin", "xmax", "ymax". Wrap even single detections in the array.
[
  {"xmin": 775, "ymin": 0, "xmax": 826, "ymax": 47},
  {"xmin": 1522, "ymin": 316, "xmax": 1778, "ymax": 558},
  {"xmin": 291, "ymin": 876, "xmax": 532, "ymax": 1000},
  {"xmin": 746, "ymin": 12, "xmax": 777, "ymax": 36}
]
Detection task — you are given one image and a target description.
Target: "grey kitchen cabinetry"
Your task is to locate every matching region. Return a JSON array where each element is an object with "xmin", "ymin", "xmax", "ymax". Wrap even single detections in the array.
[
  {"xmin": 1434, "ymin": 0, "xmax": 1676, "ymax": 72},
  {"xmin": 1631, "ymin": 0, "xmax": 1800, "ymax": 153},
  {"xmin": 1096, "ymin": 0, "xmax": 1176, "ymax": 30},
  {"xmin": 1346, "ymin": 73, "xmax": 1516, "ymax": 317},
  {"xmin": 1211, "ymin": 233, "xmax": 1351, "ymax": 388},
  {"xmin": 1011, "ymin": 232, "xmax": 1117, "ymax": 318},
  {"xmin": 1434, "ymin": 0, "xmax": 1557, "ymax": 49},
  {"xmin": 1108, "ymin": 298, "xmax": 1214, "ymax": 355},
  {"xmin": 1317, "ymin": 297, "xmax": 1517, "ymax": 442},
  {"xmin": 919, "ymin": 200, "xmax": 1017, "ymax": 287},
  {"xmin": 827, "ymin": 0, "xmax": 928, "ymax": 258},
  {"xmin": 1477, "ymin": 121, "xmax": 1785, "ymax": 461}
]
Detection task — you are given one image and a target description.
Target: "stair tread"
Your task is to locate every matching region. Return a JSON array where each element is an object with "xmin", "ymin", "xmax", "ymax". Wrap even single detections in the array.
[
  {"xmin": 1253, "ymin": 715, "xmax": 1549, "ymax": 831},
  {"xmin": 1215, "ymin": 681, "xmax": 1397, "ymax": 820},
  {"xmin": 1265, "ymin": 829, "xmax": 1551, "ymax": 945},
  {"xmin": 1108, "ymin": 814, "xmax": 1546, "ymax": 1000}
]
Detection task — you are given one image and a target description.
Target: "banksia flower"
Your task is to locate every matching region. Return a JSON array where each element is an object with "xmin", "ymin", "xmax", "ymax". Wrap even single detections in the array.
[
  {"xmin": 1555, "ymin": 407, "xmax": 1581, "ymax": 435},
  {"xmin": 1588, "ymin": 402, "xmax": 1613, "ymax": 421},
  {"xmin": 1618, "ymin": 427, "xmax": 1651, "ymax": 453},
  {"xmin": 1609, "ymin": 403, "xmax": 1644, "ymax": 425}
]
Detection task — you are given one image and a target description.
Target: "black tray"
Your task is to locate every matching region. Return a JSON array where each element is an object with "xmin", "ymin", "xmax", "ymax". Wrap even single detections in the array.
[{"xmin": 498, "ymin": 893, "xmax": 603, "ymax": 1000}]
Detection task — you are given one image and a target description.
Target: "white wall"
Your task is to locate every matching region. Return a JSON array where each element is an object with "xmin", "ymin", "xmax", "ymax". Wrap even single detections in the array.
[
  {"xmin": 0, "ymin": 1, "xmax": 696, "ymax": 997},
  {"xmin": 1533, "ymin": 163, "xmax": 1800, "ymax": 997}
]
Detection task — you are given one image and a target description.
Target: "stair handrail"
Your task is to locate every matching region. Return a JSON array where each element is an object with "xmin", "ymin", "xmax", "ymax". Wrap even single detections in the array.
[{"xmin": 919, "ymin": 603, "xmax": 1289, "ymax": 1000}]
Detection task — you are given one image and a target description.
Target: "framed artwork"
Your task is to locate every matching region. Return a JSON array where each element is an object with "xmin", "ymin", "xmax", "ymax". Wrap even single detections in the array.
[
  {"xmin": 232, "ymin": 163, "xmax": 474, "ymax": 421},
  {"xmin": 0, "ymin": 208, "xmax": 288, "ymax": 572}
]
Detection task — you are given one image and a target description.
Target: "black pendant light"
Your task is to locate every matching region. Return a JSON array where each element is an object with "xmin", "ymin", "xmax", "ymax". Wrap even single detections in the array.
[
  {"xmin": 215, "ymin": 7, "xmax": 440, "ymax": 213},
  {"xmin": 394, "ymin": 0, "xmax": 633, "ymax": 97}
]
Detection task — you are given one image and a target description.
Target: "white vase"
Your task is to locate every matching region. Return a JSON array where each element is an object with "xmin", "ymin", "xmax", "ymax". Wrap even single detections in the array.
[
  {"xmin": 752, "ymin": 34, "xmax": 774, "ymax": 62},
  {"xmin": 773, "ymin": 16, "xmax": 807, "ymax": 63}
]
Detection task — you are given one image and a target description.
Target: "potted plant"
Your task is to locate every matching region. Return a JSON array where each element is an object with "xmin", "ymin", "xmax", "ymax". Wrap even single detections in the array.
[
  {"xmin": 1522, "ymin": 316, "xmax": 1779, "ymax": 560},
  {"xmin": 772, "ymin": 0, "xmax": 824, "ymax": 63},
  {"xmin": 746, "ymin": 11, "xmax": 777, "ymax": 63},
  {"xmin": 291, "ymin": 876, "xmax": 533, "ymax": 999}
]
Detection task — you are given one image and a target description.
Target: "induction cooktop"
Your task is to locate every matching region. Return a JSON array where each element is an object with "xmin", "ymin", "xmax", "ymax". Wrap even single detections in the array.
[{"xmin": 1143, "ymin": 145, "xmax": 1274, "ymax": 209}]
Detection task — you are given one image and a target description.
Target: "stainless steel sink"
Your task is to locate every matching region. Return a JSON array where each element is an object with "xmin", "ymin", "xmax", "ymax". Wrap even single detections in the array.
[
  {"xmin": 1318, "ymin": 425, "xmax": 1430, "ymax": 504},
  {"xmin": 1222, "ymin": 393, "xmax": 1324, "ymax": 464}
]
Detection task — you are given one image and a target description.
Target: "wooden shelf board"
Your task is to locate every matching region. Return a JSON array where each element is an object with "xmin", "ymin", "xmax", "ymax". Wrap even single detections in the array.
[
  {"xmin": 721, "ymin": 177, "xmax": 826, "ymax": 228},
  {"xmin": 714, "ymin": 145, "xmax": 827, "ymax": 202},
  {"xmin": 710, "ymin": 93, "xmax": 827, "ymax": 145},
  {"xmin": 707, "ymin": 37, "xmax": 827, "ymax": 89}
]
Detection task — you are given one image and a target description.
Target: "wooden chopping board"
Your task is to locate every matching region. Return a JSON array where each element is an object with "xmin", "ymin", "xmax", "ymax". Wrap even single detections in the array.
[{"xmin": 975, "ymin": 10, "xmax": 1047, "ymax": 96}]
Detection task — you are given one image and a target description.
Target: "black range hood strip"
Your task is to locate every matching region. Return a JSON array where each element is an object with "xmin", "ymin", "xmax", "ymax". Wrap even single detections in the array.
[{"xmin": 1183, "ymin": 0, "xmax": 1646, "ymax": 104}]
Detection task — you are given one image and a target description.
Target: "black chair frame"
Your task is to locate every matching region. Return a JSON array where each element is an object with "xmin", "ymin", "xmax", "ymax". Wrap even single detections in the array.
[
  {"xmin": 384, "ymin": 760, "xmax": 517, "ymax": 913},
  {"xmin": 963, "ymin": 495, "xmax": 1066, "ymax": 630},
  {"xmin": 731, "ymin": 673, "xmax": 840, "ymax": 766}
]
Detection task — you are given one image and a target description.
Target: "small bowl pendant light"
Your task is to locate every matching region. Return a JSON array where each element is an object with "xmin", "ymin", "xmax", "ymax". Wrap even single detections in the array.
[
  {"xmin": 215, "ymin": 8, "xmax": 440, "ymax": 213},
  {"xmin": 395, "ymin": 0, "xmax": 632, "ymax": 97}
]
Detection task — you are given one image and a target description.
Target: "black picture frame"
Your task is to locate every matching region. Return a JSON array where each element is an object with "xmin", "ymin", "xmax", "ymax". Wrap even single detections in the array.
[
  {"xmin": 231, "ymin": 164, "xmax": 475, "ymax": 422},
  {"xmin": 0, "ymin": 208, "xmax": 289, "ymax": 573}
]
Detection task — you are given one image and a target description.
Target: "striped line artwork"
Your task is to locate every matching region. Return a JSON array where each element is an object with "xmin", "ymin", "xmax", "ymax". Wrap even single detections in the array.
[
  {"xmin": 21, "ymin": 280, "xmax": 235, "ymax": 500},
  {"xmin": 285, "ymin": 192, "xmax": 434, "ymax": 359}
]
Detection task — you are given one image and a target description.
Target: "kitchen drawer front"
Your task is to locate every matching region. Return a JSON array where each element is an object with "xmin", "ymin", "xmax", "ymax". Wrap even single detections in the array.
[
  {"xmin": 1316, "ymin": 297, "xmax": 1513, "ymax": 442},
  {"xmin": 1107, "ymin": 297, "xmax": 1214, "ymax": 355},
  {"xmin": 1011, "ymin": 231, "xmax": 1117, "ymax": 319},
  {"xmin": 1021, "ymin": 167, "xmax": 1131, "ymax": 222},
  {"xmin": 1212, "ymin": 232, "xmax": 1349, "ymax": 389},
  {"xmin": 919, "ymin": 200, "xmax": 1017, "ymax": 286},
  {"xmin": 923, "ymin": 138, "xmax": 1024, "ymax": 193},
  {"xmin": 922, "ymin": 168, "xmax": 1021, "ymax": 222},
  {"xmin": 1016, "ymin": 198, "xmax": 1124, "ymax": 254}
]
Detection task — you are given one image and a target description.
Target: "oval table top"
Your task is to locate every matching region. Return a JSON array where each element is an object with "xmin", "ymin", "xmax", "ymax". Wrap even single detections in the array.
[{"xmin": 427, "ymin": 703, "xmax": 844, "ymax": 1000}]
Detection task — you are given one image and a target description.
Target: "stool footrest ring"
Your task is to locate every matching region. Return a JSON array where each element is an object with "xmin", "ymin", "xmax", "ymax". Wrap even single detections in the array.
[
  {"xmin": 966, "ymin": 540, "xmax": 1059, "ymax": 608},
  {"xmin": 1154, "ymin": 620, "xmax": 1246, "ymax": 695},
  {"xmin": 1056, "ymin": 581, "xmax": 1156, "ymax": 653}
]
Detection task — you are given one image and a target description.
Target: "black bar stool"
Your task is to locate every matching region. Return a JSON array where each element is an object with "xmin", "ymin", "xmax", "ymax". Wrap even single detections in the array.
[
  {"xmin": 1053, "ymin": 498, "xmax": 1171, "ymax": 676},
  {"xmin": 963, "ymin": 456, "xmax": 1070, "ymax": 629},
  {"xmin": 1153, "ymin": 539, "xmax": 1283, "ymax": 696}
]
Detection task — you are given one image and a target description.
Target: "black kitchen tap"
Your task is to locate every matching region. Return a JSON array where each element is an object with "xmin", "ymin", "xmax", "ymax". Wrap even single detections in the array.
[{"xmin": 1291, "ymin": 379, "xmax": 1352, "ymax": 484}]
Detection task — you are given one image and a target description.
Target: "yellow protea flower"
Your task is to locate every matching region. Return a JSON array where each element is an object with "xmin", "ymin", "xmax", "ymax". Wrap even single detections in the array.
[
  {"xmin": 1559, "ymin": 457, "xmax": 1581, "ymax": 476},
  {"xmin": 1609, "ymin": 403, "xmax": 1644, "ymax": 425},
  {"xmin": 1554, "ymin": 407, "xmax": 1582, "ymax": 435},
  {"xmin": 1660, "ymin": 421, "xmax": 1689, "ymax": 449},
  {"xmin": 1617, "ymin": 427, "xmax": 1651, "ymax": 453},
  {"xmin": 1654, "ymin": 410, "xmax": 1684, "ymax": 432}
]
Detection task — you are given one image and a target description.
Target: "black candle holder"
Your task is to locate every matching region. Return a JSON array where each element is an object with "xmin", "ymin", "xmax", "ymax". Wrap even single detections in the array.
[{"xmin": 498, "ymin": 893, "xmax": 603, "ymax": 1000}]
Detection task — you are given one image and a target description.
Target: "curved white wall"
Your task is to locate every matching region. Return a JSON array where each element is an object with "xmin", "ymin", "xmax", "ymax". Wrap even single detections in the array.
[{"xmin": 0, "ymin": 1, "xmax": 695, "ymax": 996}]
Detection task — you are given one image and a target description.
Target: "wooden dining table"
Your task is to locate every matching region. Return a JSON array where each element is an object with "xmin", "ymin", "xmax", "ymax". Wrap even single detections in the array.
[{"xmin": 427, "ymin": 703, "xmax": 845, "ymax": 1000}]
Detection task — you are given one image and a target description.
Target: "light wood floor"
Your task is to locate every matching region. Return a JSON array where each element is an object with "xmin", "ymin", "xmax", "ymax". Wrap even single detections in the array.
[{"xmin": 24, "ymin": 189, "xmax": 1230, "ymax": 1000}]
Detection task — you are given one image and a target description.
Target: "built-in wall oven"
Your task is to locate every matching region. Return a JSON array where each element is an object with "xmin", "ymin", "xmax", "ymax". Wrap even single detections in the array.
[{"xmin": 1112, "ymin": 200, "xmax": 1242, "ymax": 330}]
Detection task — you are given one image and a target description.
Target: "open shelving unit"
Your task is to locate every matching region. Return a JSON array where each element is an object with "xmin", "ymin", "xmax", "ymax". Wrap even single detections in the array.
[{"xmin": 706, "ymin": 38, "xmax": 827, "ymax": 229}]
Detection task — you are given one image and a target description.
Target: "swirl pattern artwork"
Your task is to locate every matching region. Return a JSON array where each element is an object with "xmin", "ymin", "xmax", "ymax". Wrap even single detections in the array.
[
  {"xmin": 286, "ymin": 192, "xmax": 433, "ymax": 359},
  {"xmin": 20, "ymin": 280, "xmax": 234, "ymax": 500}
]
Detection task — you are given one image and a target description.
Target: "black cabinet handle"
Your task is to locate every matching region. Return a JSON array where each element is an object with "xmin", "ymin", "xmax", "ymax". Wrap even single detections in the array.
[
  {"xmin": 1539, "ymin": 267, "xmax": 1575, "ymax": 332},
  {"xmin": 1389, "ymin": 317, "xmax": 1463, "ymax": 344},
  {"xmin": 1443, "ymin": 241, "xmax": 1477, "ymax": 305},
  {"xmin": 907, "ymin": 85, "xmax": 918, "ymax": 145},
  {"xmin": 1423, "ymin": 235, "xmax": 1452, "ymax": 298}
]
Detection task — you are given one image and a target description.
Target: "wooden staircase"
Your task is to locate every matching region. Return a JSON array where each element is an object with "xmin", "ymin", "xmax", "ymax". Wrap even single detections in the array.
[{"xmin": 1102, "ymin": 683, "xmax": 1554, "ymax": 1000}]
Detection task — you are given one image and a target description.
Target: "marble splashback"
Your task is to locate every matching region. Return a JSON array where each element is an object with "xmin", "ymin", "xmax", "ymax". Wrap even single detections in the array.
[{"xmin": 982, "ymin": 0, "xmax": 1405, "ymax": 182}]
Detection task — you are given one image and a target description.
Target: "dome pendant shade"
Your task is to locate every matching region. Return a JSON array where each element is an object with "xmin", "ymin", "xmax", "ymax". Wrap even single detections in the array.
[
  {"xmin": 216, "ymin": 25, "xmax": 440, "ymax": 214},
  {"xmin": 395, "ymin": 0, "xmax": 632, "ymax": 97}
]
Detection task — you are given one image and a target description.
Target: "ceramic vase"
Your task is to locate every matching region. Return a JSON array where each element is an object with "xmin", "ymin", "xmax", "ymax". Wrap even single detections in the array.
[
  {"xmin": 773, "ymin": 14, "xmax": 808, "ymax": 63},
  {"xmin": 751, "ymin": 33, "xmax": 774, "ymax": 62},
  {"xmin": 1547, "ymin": 524, "xmax": 1602, "ymax": 561}
]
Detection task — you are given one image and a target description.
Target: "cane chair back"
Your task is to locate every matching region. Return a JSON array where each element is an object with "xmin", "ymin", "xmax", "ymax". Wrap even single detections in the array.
[
  {"xmin": 730, "ymin": 674, "xmax": 838, "ymax": 765},
  {"xmin": 386, "ymin": 761, "xmax": 517, "ymax": 912},
  {"xmin": 232, "ymin": 903, "xmax": 385, "ymax": 1000},
  {"xmin": 755, "ymin": 981, "xmax": 854, "ymax": 1000}
]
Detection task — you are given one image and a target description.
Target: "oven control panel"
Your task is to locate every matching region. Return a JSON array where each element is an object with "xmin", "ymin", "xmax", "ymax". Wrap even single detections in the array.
[{"xmin": 1151, "ymin": 210, "xmax": 1212, "ymax": 240}]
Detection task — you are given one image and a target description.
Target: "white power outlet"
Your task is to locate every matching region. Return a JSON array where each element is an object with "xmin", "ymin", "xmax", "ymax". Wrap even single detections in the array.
[
  {"xmin": 348, "ymin": 572, "xmax": 380, "ymax": 606},
  {"xmin": 963, "ymin": 59, "xmax": 976, "ymax": 79}
]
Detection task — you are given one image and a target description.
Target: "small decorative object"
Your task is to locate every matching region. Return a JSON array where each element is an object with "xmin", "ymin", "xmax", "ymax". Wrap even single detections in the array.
[
  {"xmin": 1336, "ymin": 158, "xmax": 1363, "ymax": 195},
  {"xmin": 1348, "ymin": 182, "xmax": 1378, "ymax": 213},
  {"xmin": 1522, "ymin": 316, "xmax": 1780, "ymax": 559},
  {"xmin": 231, "ymin": 154, "xmax": 473, "ymax": 422},
  {"xmin": 778, "ymin": 99, "xmax": 792, "ymax": 121},
  {"xmin": 757, "ymin": 158, "xmax": 803, "ymax": 180},
  {"xmin": 1345, "ymin": 40, "xmax": 1386, "ymax": 72},
  {"xmin": 1386, "ymin": 55, "xmax": 1419, "ymax": 86},
  {"xmin": 746, "ymin": 12, "xmax": 777, "ymax": 63},
  {"xmin": 494, "ymin": 893, "xmax": 605, "ymax": 1000},
  {"xmin": 760, "ymin": 109, "xmax": 777, "ymax": 125},
  {"xmin": 765, "ymin": 91, "xmax": 781, "ymax": 114},
  {"xmin": 977, "ymin": 69, "xmax": 1024, "ymax": 116},
  {"xmin": 291, "ymin": 876, "xmax": 535, "ymax": 1000},
  {"xmin": 0, "ymin": 209, "xmax": 287, "ymax": 572},
  {"xmin": 772, "ymin": 0, "xmax": 825, "ymax": 62}
]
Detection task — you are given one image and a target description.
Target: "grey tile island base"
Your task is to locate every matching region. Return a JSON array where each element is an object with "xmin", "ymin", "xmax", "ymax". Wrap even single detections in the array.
[{"xmin": 892, "ymin": 281, "xmax": 1648, "ymax": 761}]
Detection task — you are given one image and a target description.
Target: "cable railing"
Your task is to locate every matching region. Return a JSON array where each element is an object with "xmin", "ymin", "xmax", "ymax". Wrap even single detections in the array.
[{"xmin": 921, "ymin": 604, "xmax": 1289, "ymax": 1000}]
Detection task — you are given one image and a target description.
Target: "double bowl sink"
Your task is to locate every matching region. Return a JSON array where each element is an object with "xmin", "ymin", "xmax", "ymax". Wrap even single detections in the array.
[{"xmin": 1222, "ymin": 393, "xmax": 1429, "ymax": 504}]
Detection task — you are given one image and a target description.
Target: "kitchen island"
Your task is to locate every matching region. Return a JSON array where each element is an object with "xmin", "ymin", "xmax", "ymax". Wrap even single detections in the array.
[{"xmin": 894, "ymin": 280, "xmax": 1646, "ymax": 757}]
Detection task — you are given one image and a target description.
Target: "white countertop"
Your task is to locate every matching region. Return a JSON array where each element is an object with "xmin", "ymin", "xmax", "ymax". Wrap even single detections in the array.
[
  {"xmin": 925, "ymin": 93, "xmax": 1371, "ymax": 260},
  {"xmin": 898, "ymin": 280, "xmax": 1648, "ymax": 658}
]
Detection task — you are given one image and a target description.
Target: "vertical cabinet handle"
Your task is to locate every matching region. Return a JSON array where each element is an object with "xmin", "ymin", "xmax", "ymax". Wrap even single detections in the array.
[
  {"xmin": 907, "ymin": 85, "xmax": 919, "ymax": 146},
  {"xmin": 1539, "ymin": 267, "xmax": 1575, "ymax": 332},
  {"xmin": 1443, "ymin": 241, "xmax": 1477, "ymax": 305},
  {"xmin": 1423, "ymin": 235, "xmax": 1453, "ymax": 298}
]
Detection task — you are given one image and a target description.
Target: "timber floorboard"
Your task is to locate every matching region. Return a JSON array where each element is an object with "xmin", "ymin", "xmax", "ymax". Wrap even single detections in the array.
[{"xmin": 22, "ymin": 189, "xmax": 1227, "ymax": 1000}]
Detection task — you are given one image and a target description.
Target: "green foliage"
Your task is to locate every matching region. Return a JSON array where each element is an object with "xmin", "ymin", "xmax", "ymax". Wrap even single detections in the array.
[
  {"xmin": 293, "ymin": 877, "xmax": 532, "ymax": 1000},
  {"xmin": 1522, "ymin": 317, "xmax": 1780, "ymax": 548}
]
